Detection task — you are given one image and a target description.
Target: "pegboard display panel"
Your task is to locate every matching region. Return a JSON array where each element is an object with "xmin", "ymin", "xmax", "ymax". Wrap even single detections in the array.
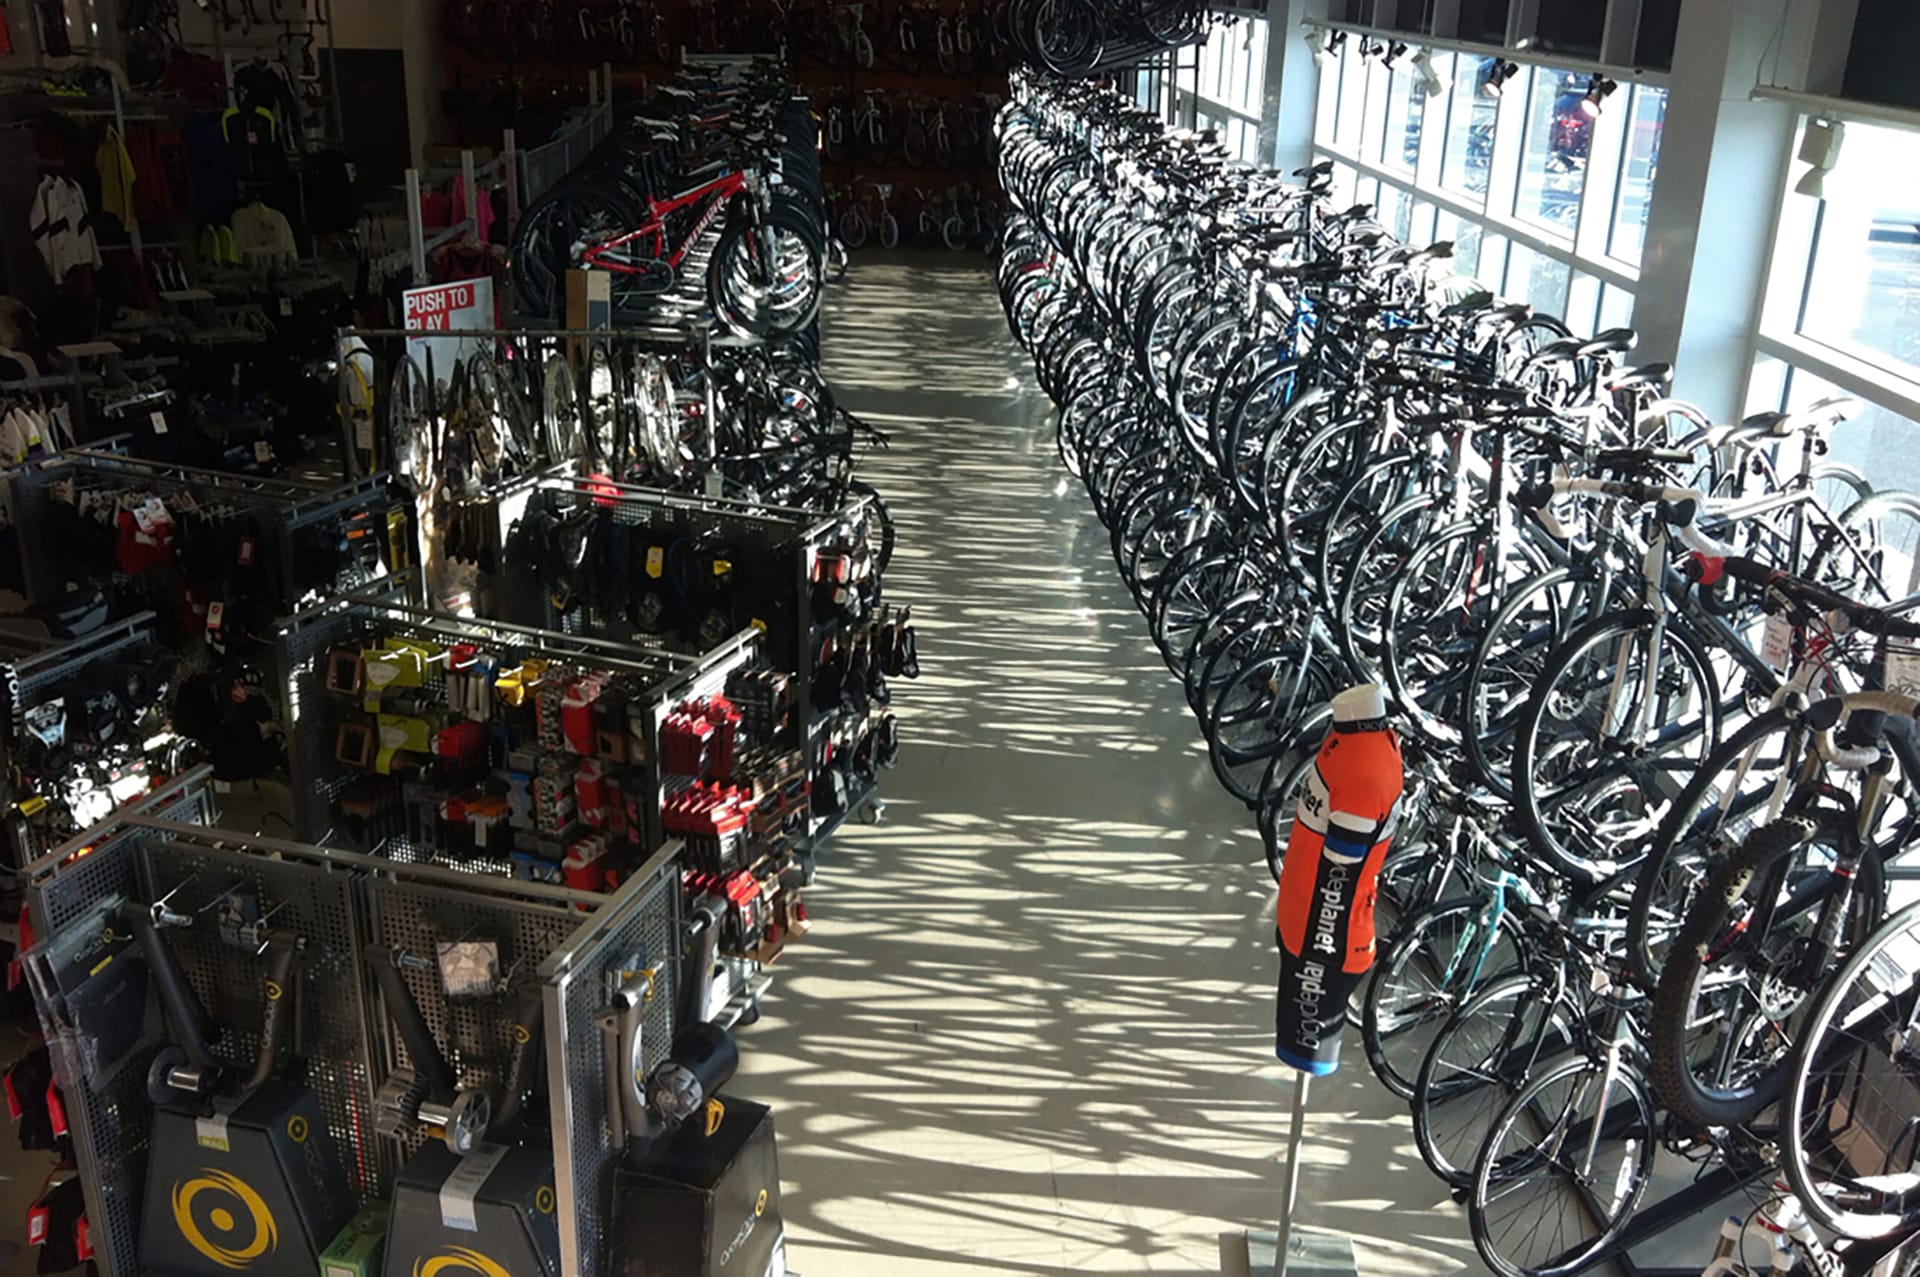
[
  {"xmin": 136, "ymin": 836, "xmax": 382, "ymax": 1198},
  {"xmin": 360, "ymin": 871, "xmax": 590, "ymax": 1167},
  {"xmin": 276, "ymin": 595, "xmax": 750, "ymax": 863},
  {"xmin": 20, "ymin": 772, "xmax": 221, "ymax": 1277},
  {"xmin": 542, "ymin": 841, "xmax": 684, "ymax": 1276}
]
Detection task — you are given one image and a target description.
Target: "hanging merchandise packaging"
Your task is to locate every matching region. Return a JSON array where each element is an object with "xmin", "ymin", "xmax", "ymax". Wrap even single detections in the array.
[{"xmin": 1274, "ymin": 684, "xmax": 1403, "ymax": 1076}]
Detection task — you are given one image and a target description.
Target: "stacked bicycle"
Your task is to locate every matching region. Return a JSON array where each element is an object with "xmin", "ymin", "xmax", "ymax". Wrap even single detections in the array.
[
  {"xmin": 996, "ymin": 68, "xmax": 1920, "ymax": 1277},
  {"xmin": 510, "ymin": 59, "xmax": 829, "ymax": 339}
]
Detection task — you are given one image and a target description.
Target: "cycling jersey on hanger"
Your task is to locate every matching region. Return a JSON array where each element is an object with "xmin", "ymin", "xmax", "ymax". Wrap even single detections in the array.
[{"xmin": 1275, "ymin": 689, "xmax": 1403, "ymax": 1076}]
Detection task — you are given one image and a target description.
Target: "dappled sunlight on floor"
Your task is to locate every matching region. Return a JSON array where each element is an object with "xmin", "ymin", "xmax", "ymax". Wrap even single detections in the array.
[{"xmin": 731, "ymin": 252, "xmax": 1491, "ymax": 1276}]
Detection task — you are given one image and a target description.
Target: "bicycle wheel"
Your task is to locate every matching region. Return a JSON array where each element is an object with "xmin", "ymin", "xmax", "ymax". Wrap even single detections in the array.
[
  {"xmin": 1362, "ymin": 897, "xmax": 1530, "ymax": 1100},
  {"xmin": 1782, "ymin": 900, "xmax": 1920, "ymax": 1240},
  {"xmin": 1412, "ymin": 972, "xmax": 1579, "ymax": 1188},
  {"xmin": 707, "ymin": 203, "xmax": 825, "ymax": 339},
  {"xmin": 1467, "ymin": 1052, "xmax": 1658, "ymax": 1277},
  {"xmin": 542, "ymin": 353, "xmax": 581, "ymax": 464},
  {"xmin": 386, "ymin": 353, "xmax": 433, "ymax": 497},
  {"xmin": 1648, "ymin": 817, "xmax": 1885, "ymax": 1131},
  {"xmin": 1511, "ymin": 610, "xmax": 1721, "ymax": 881}
]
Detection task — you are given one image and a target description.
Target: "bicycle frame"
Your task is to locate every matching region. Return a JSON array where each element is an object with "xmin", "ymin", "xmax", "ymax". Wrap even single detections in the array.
[{"xmin": 580, "ymin": 169, "xmax": 749, "ymax": 275}]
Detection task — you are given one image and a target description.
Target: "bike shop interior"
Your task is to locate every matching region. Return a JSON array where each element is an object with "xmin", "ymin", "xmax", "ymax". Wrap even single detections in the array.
[{"xmin": 0, "ymin": 1, "xmax": 1916, "ymax": 1276}]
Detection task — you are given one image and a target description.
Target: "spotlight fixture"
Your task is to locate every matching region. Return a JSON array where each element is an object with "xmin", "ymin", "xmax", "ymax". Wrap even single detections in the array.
[
  {"xmin": 1311, "ymin": 28, "xmax": 1346, "ymax": 66},
  {"xmin": 1578, "ymin": 75, "xmax": 1618, "ymax": 118},
  {"xmin": 1383, "ymin": 40, "xmax": 1408, "ymax": 68},
  {"xmin": 1411, "ymin": 47, "xmax": 1444, "ymax": 95},
  {"xmin": 1794, "ymin": 117, "xmax": 1845, "ymax": 198},
  {"xmin": 1482, "ymin": 59, "xmax": 1520, "ymax": 98}
]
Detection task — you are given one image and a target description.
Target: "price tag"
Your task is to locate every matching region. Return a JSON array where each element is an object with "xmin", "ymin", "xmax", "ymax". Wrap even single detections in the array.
[
  {"xmin": 356, "ymin": 417, "xmax": 374, "ymax": 450},
  {"xmin": 645, "ymin": 547, "xmax": 664, "ymax": 578},
  {"xmin": 278, "ymin": 297, "xmax": 293, "ymax": 317},
  {"xmin": 143, "ymin": 497, "xmax": 167, "ymax": 523},
  {"xmin": 1760, "ymin": 614, "xmax": 1793, "ymax": 671},
  {"xmin": 149, "ymin": 410, "xmax": 168, "ymax": 435},
  {"xmin": 207, "ymin": 601, "xmax": 226, "ymax": 630},
  {"xmin": 132, "ymin": 504, "xmax": 156, "ymax": 533},
  {"xmin": 254, "ymin": 440, "xmax": 273, "ymax": 464},
  {"xmin": 17, "ymin": 796, "xmax": 45, "ymax": 817},
  {"xmin": 1887, "ymin": 649, "xmax": 1920, "ymax": 698}
]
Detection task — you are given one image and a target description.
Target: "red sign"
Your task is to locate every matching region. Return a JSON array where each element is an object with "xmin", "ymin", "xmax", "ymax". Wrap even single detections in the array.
[{"xmin": 404, "ymin": 281, "xmax": 478, "ymax": 331}]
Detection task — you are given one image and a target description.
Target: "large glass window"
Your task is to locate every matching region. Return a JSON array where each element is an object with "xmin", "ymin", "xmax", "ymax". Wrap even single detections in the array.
[
  {"xmin": 1795, "ymin": 122, "xmax": 1920, "ymax": 382},
  {"xmin": 1376, "ymin": 184, "xmax": 1411, "ymax": 243},
  {"xmin": 1609, "ymin": 86, "xmax": 1666, "ymax": 265},
  {"xmin": 1598, "ymin": 283, "xmax": 1635, "ymax": 333},
  {"xmin": 1441, "ymin": 55, "xmax": 1498, "ymax": 201},
  {"xmin": 1508, "ymin": 242, "xmax": 1572, "ymax": 314},
  {"xmin": 1377, "ymin": 55, "xmax": 1435, "ymax": 172},
  {"xmin": 1513, "ymin": 66, "xmax": 1591, "ymax": 235},
  {"xmin": 1435, "ymin": 209, "xmax": 1482, "ymax": 281}
]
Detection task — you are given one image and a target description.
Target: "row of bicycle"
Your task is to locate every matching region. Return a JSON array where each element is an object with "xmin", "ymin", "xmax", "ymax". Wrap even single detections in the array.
[{"xmin": 995, "ymin": 70, "xmax": 1920, "ymax": 1277}]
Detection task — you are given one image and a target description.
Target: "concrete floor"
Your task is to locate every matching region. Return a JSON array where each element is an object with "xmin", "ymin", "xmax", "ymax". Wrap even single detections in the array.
[{"xmin": 729, "ymin": 253, "xmax": 1496, "ymax": 1277}]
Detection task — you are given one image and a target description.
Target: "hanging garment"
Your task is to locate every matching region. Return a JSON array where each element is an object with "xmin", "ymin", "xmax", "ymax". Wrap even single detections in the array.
[
  {"xmin": 94, "ymin": 126, "xmax": 137, "ymax": 230},
  {"xmin": 126, "ymin": 125, "xmax": 189, "ymax": 224},
  {"xmin": 182, "ymin": 113, "xmax": 238, "ymax": 220},
  {"xmin": 29, "ymin": 176, "xmax": 101, "ymax": 282},
  {"xmin": 450, "ymin": 175, "xmax": 495, "ymax": 245},
  {"xmin": 221, "ymin": 104, "xmax": 285, "ymax": 183},
  {"xmin": 230, "ymin": 201, "xmax": 297, "ymax": 265}
]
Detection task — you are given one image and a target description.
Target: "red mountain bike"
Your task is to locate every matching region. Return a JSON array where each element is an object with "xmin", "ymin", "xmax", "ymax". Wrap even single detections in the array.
[{"xmin": 558, "ymin": 166, "xmax": 824, "ymax": 339}]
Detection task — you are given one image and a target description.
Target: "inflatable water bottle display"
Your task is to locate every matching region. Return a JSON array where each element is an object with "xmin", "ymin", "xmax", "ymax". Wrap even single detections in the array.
[{"xmin": 1274, "ymin": 683, "xmax": 1403, "ymax": 1075}]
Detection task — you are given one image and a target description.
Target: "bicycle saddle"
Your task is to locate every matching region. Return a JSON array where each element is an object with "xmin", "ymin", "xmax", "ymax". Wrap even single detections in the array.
[
  {"xmin": 1738, "ymin": 409, "xmax": 1791, "ymax": 433},
  {"xmin": 1601, "ymin": 362, "xmax": 1672, "ymax": 392},
  {"xmin": 1576, "ymin": 327, "xmax": 1636, "ymax": 357},
  {"xmin": 1476, "ymin": 302, "xmax": 1532, "ymax": 327},
  {"xmin": 1292, "ymin": 160, "xmax": 1334, "ymax": 180}
]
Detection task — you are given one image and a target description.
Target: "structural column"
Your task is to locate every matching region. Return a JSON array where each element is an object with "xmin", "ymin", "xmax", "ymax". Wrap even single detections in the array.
[{"xmin": 1627, "ymin": 4, "xmax": 1811, "ymax": 421}]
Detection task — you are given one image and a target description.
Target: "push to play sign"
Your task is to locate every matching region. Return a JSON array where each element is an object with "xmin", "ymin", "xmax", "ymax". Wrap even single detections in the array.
[{"xmin": 403, "ymin": 276, "xmax": 493, "ymax": 388}]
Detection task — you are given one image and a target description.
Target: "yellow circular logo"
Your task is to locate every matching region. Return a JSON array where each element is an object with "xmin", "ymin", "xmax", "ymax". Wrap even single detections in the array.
[
  {"xmin": 264, "ymin": 980, "xmax": 284, "ymax": 1002},
  {"xmin": 286, "ymin": 1116, "xmax": 308, "ymax": 1143},
  {"xmin": 755, "ymin": 1189, "xmax": 768, "ymax": 1218},
  {"xmin": 511, "ymin": 1023, "xmax": 531, "ymax": 1046},
  {"xmin": 535, "ymin": 1186, "xmax": 555, "ymax": 1214},
  {"xmin": 412, "ymin": 1248, "xmax": 513, "ymax": 1277},
  {"xmin": 171, "ymin": 1169, "xmax": 278, "ymax": 1269}
]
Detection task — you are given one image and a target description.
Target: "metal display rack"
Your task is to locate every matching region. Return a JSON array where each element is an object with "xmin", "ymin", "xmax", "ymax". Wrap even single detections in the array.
[
  {"xmin": 486, "ymin": 474, "xmax": 879, "ymax": 831},
  {"xmin": 274, "ymin": 592, "xmax": 765, "ymax": 856},
  {"xmin": 19, "ymin": 773, "xmax": 686, "ymax": 1277},
  {"xmin": 6, "ymin": 449, "xmax": 418, "ymax": 610},
  {"xmin": 0, "ymin": 611, "xmax": 173, "ymax": 866}
]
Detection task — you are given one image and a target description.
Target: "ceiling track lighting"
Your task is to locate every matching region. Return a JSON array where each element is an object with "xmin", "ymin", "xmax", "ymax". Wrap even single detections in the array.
[
  {"xmin": 1411, "ymin": 47, "xmax": 1444, "ymax": 95},
  {"xmin": 1310, "ymin": 27, "xmax": 1346, "ymax": 66},
  {"xmin": 1382, "ymin": 40, "xmax": 1408, "ymax": 68},
  {"xmin": 1579, "ymin": 74, "xmax": 1619, "ymax": 118},
  {"xmin": 1482, "ymin": 59, "xmax": 1520, "ymax": 98},
  {"xmin": 1794, "ymin": 117, "xmax": 1845, "ymax": 199}
]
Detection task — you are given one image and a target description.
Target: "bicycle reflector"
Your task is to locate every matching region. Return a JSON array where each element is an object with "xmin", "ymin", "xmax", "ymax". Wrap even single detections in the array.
[{"xmin": 1275, "ymin": 684, "xmax": 1404, "ymax": 1075}]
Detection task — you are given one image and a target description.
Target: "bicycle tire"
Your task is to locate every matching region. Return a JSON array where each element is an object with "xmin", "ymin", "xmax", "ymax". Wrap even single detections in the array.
[
  {"xmin": 1362, "ymin": 896, "xmax": 1530, "ymax": 1100},
  {"xmin": 1782, "ymin": 899, "xmax": 1920, "ymax": 1240},
  {"xmin": 1648, "ymin": 816, "xmax": 1884, "ymax": 1131},
  {"xmin": 1467, "ymin": 1052, "xmax": 1657, "ymax": 1277}
]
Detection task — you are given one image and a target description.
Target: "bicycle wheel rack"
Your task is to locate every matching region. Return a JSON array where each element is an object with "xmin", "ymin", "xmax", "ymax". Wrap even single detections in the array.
[{"xmin": 19, "ymin": 773, "xmax": 685, "ymax": 1277}]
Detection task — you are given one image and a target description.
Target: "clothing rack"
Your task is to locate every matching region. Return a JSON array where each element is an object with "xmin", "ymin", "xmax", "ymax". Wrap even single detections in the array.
[{"xmin": 8, "ymin": 449, "xmax": 417, "ymax": 608}]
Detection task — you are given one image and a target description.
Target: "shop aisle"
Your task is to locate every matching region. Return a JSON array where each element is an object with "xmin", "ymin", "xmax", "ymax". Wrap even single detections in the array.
[{"xmin": 729, "ymin": 255, "xmax": 1490, "ymax": 1277}]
